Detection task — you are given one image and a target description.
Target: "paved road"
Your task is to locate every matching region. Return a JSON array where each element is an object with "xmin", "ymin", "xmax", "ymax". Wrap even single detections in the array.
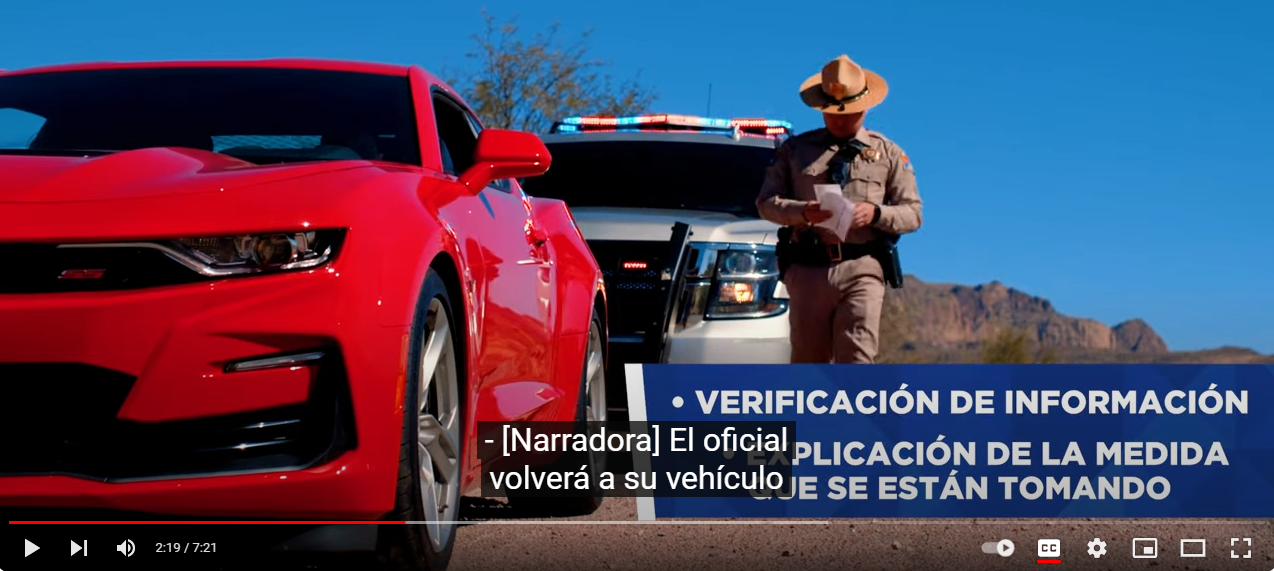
[{"xmin": 452, "ymin": 496, "xmax": 1274, "ymax": 571}]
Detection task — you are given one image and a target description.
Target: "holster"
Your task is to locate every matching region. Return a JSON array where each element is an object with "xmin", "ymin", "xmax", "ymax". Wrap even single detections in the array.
[
  {"xmin": 776, "ymin": 226, "xmax": 839, "ymax": 281},
  {"xmin": 775, "ymin": 226, "xmax": 795, "ymax": 282},
  {"xmin": 873, "ymin": 238, "xmax": 905, "ymax": 289}
]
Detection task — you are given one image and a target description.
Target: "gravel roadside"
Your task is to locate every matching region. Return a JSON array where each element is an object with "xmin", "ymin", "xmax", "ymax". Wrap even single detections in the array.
[{"xmin": 452, "ymin": 497, "xmax": 1273, "ymax": 571}]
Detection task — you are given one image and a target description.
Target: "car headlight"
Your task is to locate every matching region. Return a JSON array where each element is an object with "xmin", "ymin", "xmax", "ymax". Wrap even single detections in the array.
[
  {"xmin": 706, "ymin": 244, "xmax": 786, "ymax": 319},
  {"xmin": 169, "ymin": 230, "xmax": 344, "ymax": 275}
]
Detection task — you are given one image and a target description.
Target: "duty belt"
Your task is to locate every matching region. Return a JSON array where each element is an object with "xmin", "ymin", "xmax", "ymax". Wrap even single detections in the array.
[
  {"xmin": 790, "ymin": 241, "xmax": 874, "ymax": 265},
  {"xmin": 825, "ymin": 242, "xmax": 873, "ymax": 262}
]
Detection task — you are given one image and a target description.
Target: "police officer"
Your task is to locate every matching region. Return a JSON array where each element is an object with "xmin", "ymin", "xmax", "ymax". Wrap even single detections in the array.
[{"xmin": 756, "ymin": 54, "xmax": 923, "ymax": 364}]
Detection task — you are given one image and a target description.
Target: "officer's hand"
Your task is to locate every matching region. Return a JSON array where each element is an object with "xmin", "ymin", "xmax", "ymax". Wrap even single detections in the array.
[
  {"xmin": 850, "ymin": 202, "xmax": 876, "ymax": 228},
  {"xmin": 803, "ymin": 202, "xmax": 833, "ymax": 224}
]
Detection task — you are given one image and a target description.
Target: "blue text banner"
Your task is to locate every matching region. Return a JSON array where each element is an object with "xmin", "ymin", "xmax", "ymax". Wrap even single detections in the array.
[{"xmin": 626, "ymin": 364, "xmax": 1274, "ymax": 519}]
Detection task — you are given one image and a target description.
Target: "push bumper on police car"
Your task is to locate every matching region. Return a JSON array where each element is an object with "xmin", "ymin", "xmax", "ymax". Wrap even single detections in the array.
[{"xmin": 571, "ymin": 207, "xmax": 792, "ymax": 372}]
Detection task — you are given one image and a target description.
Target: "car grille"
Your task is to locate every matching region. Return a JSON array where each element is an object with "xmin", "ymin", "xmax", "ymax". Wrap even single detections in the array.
[
  {"xmin": 588, "ymin": 240, "xmax": 672, "ymax": 340},
  {"xmin": 0, "ymin": 357, "xmax": 355, "ymax": 482},
  {"xmin": 0, "ymin": 243, "xmax": 207, "ymax": 294}
]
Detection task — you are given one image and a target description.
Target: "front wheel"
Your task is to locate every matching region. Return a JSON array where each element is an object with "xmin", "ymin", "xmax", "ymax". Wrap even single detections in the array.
[
  {"xmin": 380, "ymin": 270, "xmax": 464, "ymax": 571},
  {"xmin": 508, "ymin": 308, "xmax": 607, "ymax": 517}
]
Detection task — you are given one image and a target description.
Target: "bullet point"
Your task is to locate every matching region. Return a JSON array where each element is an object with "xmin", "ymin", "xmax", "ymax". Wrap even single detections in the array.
[{"xmin": 672, "ymin": 396, "xmax": 684, "ymax": 408}]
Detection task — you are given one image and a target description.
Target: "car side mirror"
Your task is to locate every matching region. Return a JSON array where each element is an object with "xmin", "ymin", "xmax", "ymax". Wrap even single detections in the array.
[{"xmin": 457, "ymin": 129, "xmax": 552, "ymax": 193}]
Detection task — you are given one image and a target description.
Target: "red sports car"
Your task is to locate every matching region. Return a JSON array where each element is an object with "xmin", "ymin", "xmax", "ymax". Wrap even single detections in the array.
[{"xmin": 0, "ymin": 59, "xmax": 610, "ymax": 569}]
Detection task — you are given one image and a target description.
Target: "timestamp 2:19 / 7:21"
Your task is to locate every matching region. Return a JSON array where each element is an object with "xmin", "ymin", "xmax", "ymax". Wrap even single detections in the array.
[{"xmin": 155, "ymin": 543, "xmax": 217, "ymax": 554}]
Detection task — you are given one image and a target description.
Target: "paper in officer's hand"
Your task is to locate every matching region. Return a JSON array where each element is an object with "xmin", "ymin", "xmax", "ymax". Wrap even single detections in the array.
[{"xmin": 813, "ymin": 184, "xmax": 854, "ymax": 241}]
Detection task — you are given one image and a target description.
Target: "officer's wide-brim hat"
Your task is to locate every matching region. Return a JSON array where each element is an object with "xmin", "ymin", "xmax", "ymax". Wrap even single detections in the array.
[{"xmin": 799, "ymin": 54, "xmax": 888, "ymax": 114}]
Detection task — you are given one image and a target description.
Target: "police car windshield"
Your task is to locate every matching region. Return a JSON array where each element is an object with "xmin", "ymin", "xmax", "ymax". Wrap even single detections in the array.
[
  {"xmin": 0, "ymin": 67, "xmax": 420, "ymax": 165},
  {"xmin": 523, "ymin": 139, "xmax": 777, "ymax": 217}
]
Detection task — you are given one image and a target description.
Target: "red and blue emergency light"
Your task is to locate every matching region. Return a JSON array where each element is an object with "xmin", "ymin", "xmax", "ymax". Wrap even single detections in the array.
[{"xmin": 549, "ymin": 114, "xmax": 793, "ymax": 138}]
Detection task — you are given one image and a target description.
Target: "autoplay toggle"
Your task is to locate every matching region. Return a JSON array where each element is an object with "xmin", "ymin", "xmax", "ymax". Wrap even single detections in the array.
[{"xmin": 982, "ymin": 539, "xmax": 1016, "ymax": 557}]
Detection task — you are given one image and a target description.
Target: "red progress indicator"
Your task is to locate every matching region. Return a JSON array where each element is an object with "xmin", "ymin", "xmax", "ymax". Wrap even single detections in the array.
[{"xmin": 11, "ymin": 521, "xmax": 406, "ymax": 524}]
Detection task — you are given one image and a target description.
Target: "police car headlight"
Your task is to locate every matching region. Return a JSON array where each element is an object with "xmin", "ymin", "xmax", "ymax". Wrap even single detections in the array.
[{"xmin": 706, "ymin": 245, "xmax": 787, "ymax": 319}]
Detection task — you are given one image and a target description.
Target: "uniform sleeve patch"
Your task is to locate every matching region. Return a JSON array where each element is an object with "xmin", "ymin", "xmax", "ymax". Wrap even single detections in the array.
[{"xmin": 902, "ymin": 153, "xmax": 914, "ymax": 172}]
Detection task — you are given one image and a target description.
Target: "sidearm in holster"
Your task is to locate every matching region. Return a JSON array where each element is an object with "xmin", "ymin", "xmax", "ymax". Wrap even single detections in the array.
[
  {"xmin": 874, "ymin": 235, "xmax": 904, "ymax": 289},
  {"xmin": 775, "ymin": 226, "xmax": 794, "ymax": 282}
]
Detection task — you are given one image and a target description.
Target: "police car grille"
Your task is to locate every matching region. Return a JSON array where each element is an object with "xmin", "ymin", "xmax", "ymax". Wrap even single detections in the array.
[
  {"xmin": 614, "ymin": 281, "xmax": 657, "ymax": 291},
  {"xmin": 588, "ymin": 240, "xmax": 668, "ymax": 337}
]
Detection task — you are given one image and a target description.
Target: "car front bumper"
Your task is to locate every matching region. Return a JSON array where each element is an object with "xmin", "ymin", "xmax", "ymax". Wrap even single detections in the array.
[
  {"xmin": 667, "ymin": 312, "xmax": 791, "ymax": 364},
  {"xmin": 0, "ymin": 267, "xmax": 409, "ymax": 520}
]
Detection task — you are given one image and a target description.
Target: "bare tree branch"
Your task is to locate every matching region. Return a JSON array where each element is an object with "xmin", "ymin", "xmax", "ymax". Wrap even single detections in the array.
[{"xmin": 448, "ymin": 10, "xmax": 658, "ymax": 132}]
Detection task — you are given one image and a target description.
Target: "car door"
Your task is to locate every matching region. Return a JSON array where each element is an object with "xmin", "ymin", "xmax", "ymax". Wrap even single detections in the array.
[
  {"xmin": 430, "ymin": 93, "xmax": 555, "ymax": 416},
  {"xmin": 462, "ymin": 113, "xmax": 558, "ymax": 344}
]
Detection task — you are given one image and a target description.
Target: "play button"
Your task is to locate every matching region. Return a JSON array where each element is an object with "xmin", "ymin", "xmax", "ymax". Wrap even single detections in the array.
[
  {"xmin": 25, "ymin": 539, "xmax": 39, "ymax": 557},
  {"xmin": 997, "ymin": 539, "xmax": 1016, "ymax": 557}
]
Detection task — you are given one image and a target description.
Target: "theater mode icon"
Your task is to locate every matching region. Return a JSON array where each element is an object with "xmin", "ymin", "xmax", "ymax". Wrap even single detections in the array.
[{"xmin": 1181, "ymin": 539, "xmax": 1206, "ymax": 558}]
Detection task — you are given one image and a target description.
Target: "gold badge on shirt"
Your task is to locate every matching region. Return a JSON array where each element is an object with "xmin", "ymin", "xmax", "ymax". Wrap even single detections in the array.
[{"xmin": 862, "ymin": 147, "xmax": 880, "ymax": 162}]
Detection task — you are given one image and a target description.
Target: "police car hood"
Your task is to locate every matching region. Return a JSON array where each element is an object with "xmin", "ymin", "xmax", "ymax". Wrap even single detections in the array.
[{"xmin": 568, "ymin": 207, "xmax": 780, "ymax": 244}]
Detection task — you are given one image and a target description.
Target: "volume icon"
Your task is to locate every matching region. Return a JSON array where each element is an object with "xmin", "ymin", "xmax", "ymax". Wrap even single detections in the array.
[{"xmin": 117, "ymin": 540, "xmax": 135, "ymax": 557}]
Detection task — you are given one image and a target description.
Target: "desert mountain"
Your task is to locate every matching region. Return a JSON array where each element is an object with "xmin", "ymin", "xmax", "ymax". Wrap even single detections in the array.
[{"xmin": 877, "ymin": 275, "xmax": 1272, "ymax": 364}]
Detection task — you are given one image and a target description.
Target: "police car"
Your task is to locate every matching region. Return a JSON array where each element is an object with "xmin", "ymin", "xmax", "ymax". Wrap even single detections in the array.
[{"xmin": 520, "ymin": 114, "xmax": 793, "ymax": 414}]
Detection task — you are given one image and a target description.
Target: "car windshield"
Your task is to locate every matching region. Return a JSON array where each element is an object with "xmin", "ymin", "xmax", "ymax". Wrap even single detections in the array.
[
  {"xmin": 522, "ymin": 139, "xmax": 778, "ymax": 217},
  {"xmin": 0, "ymin": 67, "xmax": 421, "ymax": 165}
]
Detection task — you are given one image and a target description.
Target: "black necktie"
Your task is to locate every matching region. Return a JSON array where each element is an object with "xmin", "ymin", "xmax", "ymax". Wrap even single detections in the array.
[{"xmin": 828, "ymin": 140, "xmax": 862, "ymax": 187}]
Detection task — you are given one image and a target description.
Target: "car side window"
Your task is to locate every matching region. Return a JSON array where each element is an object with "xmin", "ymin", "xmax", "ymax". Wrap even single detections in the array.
[
  {"xmin": 0, "ymin": 108, "xmax": 47, "ymax": 149},
  {"xmin": 462, "ymin": 110, "xmax": 512, "ymax": 193},
  {"xmin": 431, "ymin": 93, "xmax": 477, "ymax": 177}
]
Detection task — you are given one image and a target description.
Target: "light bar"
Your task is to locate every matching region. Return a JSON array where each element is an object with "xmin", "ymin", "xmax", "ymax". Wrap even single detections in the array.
[{"xmin": 550, "ymin": 114, "xmax": 793, "ymax": 137}]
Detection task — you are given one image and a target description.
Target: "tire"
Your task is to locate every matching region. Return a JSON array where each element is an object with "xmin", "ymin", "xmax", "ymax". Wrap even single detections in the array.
[
  {"xmin": 507, "ymin": 307, "xmax": 608, "ymax": 517},
  {"xmin": 379, "ymin": 269, "xmax": 464, "ymax": 571}
]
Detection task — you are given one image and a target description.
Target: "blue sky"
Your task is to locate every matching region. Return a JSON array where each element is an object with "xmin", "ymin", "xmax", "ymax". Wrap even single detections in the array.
[{"xmin": 3, "ymin": 0, "xmax": 1271, "ymax": 353}]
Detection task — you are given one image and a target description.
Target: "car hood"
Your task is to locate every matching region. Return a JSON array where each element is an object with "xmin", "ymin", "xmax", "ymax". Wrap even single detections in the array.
[
  {"xmin": 568, "ymin": 207, "xmax": 780, "ymax": 245},
  {"xmin": 0, "ymin": 147, "xmax": 366, "ymax": 203}
]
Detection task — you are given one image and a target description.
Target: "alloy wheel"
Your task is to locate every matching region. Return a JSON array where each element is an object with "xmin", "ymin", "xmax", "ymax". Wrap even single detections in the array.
[
  {"xmin": 584, "ymin": 322, "xmax": 606, "ymax": 424},
  {"xmin": 416, "ymin": 297, "xmax": 462, "ymax": 550}
]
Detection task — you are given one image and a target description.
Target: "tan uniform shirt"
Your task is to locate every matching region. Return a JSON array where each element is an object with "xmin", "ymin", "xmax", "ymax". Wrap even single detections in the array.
[{"xmin": 756, "ymin": 128, "xmax": 923, "ymax": 245}]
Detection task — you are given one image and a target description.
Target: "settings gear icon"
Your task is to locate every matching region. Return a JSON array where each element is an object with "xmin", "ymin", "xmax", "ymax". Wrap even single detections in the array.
[{"xmin": 1087, "ymin": 538, "xmax": 1108, "ymax": 558}]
